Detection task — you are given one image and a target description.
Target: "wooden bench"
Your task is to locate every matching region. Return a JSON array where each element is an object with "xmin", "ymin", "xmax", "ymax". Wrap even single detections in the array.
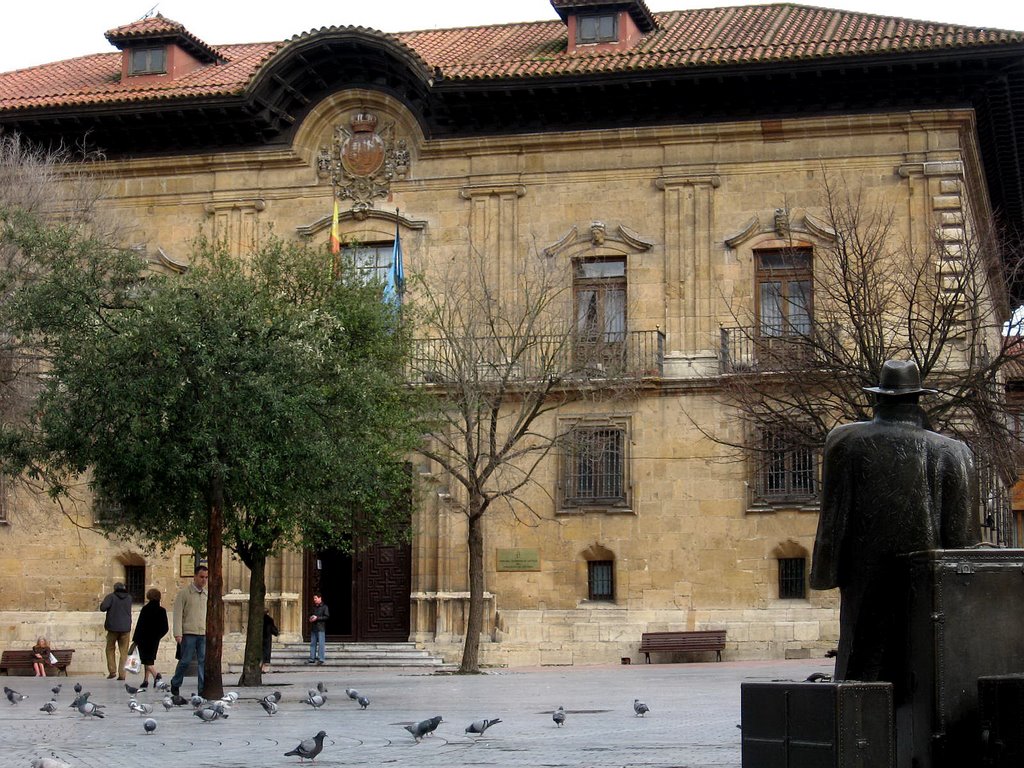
[
  {"xmin": 0, "ymin": 649, "xmax": 75, "ymax": 676},
  {"xmin": 639, "ymin": 630, "xmax": 726, "ymax": 663}
]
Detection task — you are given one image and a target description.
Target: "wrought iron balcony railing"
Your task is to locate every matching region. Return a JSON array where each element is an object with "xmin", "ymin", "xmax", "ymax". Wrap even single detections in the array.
[
  {"xmin": 719, "ymin": 326, "xmax": 825, "ymax": 374},
  {"xmin": 410, "ymin": 329, "xmax": 664, "ymax": 385}
]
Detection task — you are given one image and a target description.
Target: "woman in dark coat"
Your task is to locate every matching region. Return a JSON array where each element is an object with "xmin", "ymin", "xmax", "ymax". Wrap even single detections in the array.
[
  {"xmin": 262, "ymin": 609, "xmax": 279, "ymax": 673},
  {"xmin": 132, "ymin": 588, "xmax": 169, "ymax": 689}
]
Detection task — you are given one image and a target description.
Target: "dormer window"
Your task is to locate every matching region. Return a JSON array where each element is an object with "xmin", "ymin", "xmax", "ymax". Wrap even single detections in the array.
[
  {"xmin": 130, "ymin": 46, "xmax": 166, "ymax": 76},
  {"xmin": 577, "ymin": 14, "xmax": 618, "ymax": 44}
]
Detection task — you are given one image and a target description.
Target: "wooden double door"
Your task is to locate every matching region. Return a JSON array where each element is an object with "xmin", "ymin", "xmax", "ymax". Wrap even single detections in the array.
[{"xmin": 303, "ymin": 541, "xmax": 411, "ymax": 642}]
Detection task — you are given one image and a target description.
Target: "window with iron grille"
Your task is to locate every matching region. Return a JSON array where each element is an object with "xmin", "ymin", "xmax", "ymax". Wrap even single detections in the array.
[
  {"xmin": 778, "ymin": 557, "xmax": 806, "ymax": 599},
  {"xmin": 751, "ymin": 428, "xmax": 819, "ymax": 507},
  {"xmin": 588, "ymin": 560, "xmax": 615, "ymax": 600},
  {"xmin": 124, "ymin": 564, "xmax": 146, "ymax": 603},
  {"xmin": 562, "ymin": 425, "xmax": 627, "ymax": 507}
]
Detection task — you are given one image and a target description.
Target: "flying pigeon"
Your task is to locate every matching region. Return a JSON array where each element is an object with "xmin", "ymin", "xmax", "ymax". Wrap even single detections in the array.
[
  {"xmin": 259, "ymin": 698, "xmax": 279, "ymax": 716},
  {"xmin": 345, "ymin": 687, "xmax": 359, "ymax": 700},
  {"xmin": 143, "ymin": 717, "xmax": 157, "ymax": 734},
  {"xmin": 422, "ymin": 715, "xmax": 444, "ymax": 736},
  {"xmin": 317, "ymin": 681, "xmax": 328, "ymax": 694},
  {"xmin": 125, "ymin": 683, "xmax": 140, "ymax": 696},
  {"xmin": 194, "ymin": 706, "xmax": 228, "ymax": 722},
  {"xmin": 39, "ymin": 700, "xmax": 59, "ymax": 715},
  {"xmin": 78, "ymin": 701, "xmax": 105, "ymax": 718},
  {"xmin": 303, "ymin": 693, "xmax": 326, "ymax": 710},
  {"xmin": 633, "ymin": 698, "xmax": 650, "ymax": 717},
  {"xmin": 405, "ymin": 719, "xmax": 435, "ymax": 742},
  {"xmin": 5, "ymin": 686, "xmax": 27, "ymax": 705},
  {"xmin": 465, "ymin": 717, "xmax": 502, "ymax": 736},
  {"xmin": 50, "ymin": 684, "xmax": 62, "ymax": 697},
  {"xmin": 30, "ymin": 758, "xmax": 71, "ymax": 768},
  {"xmin": 553, "ymin": 706, "xmax": 566, "ymax": 727},
  {"xmin": 357, "ymin": 694, "xmax": 370, "ymax": 709},
  {"xmin": 284, "ymin": 730, "xmax": 327, "ymax": 761},
  {"xmin": 160, "ymin": 697, "xmax": 174, "ymax": 712}
]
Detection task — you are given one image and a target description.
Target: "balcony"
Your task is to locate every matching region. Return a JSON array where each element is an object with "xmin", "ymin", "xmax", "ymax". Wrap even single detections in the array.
[
  {"xmin": 410, "ymin": 329, "xmax": 664, "ymax": 385},
  {"xmin": 719, "ymin": 326, "xmax": 826, "ymax": 374}
]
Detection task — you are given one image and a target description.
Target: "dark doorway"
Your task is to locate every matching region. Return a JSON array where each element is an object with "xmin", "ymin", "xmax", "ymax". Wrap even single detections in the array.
[{"xmin": 303, "ymin": 541, "xmax": 411, "ymax": 642}]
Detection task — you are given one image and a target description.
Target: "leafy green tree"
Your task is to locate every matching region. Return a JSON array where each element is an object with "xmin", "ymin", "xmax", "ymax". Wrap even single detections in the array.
[{"xmin": 6, "ymin": 225, "xmax": 421, "ymax": 694}]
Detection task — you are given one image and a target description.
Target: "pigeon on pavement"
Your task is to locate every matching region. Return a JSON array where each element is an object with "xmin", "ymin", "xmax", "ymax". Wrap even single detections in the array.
[
  {"xmin": 170, "ymin": 694, "xmax": 189, "ymax": 706},
  {"xmin": 144, "ymin": 717, "xmax": 157, "ymax": 734},
  {"xmin": 553, "ymin": 706, "xmax": 566, "ymax": 727},
  {"xmin": 262, "ymin": 691, "xmax": 282, "ymax": 706},
  {"xmin": 130, "ymin": 700, "xmax": 154, "ymax": 715},
  {"xmin": 194, "ymin": 706, "xmax": 228, "ymax": 722},
  {"xmin": 125, "ymin": 683, "xmax": 140, "ymax": 696},
  {"xmin": 5, "ymin": 686, "xmax": 27, "ymax": 705},
  {"xmin": 69, "ymin": 692, "xmax": 90, "ymax": 708},
  {"xmin": 633, "ymin": 698, "xmax": 650, "ymax": 717},
  {"xmin": 39, "ymin": 700, "xmax": 58, "ymax": 715},
  {"xmin": 221, "ymin": 691, "xmax": 239, "ymax": 703},
  {"xmin": 77, "ymin": 701, "xmax": 105, "ymax": 718},
  {"xmin": 50, "ymin": 684, "xmax": 62, "ymax": 697},
  {"xmin": 465, "ymin": 718, "xmax": 502, "ymax": 736},
  {"xmin": 405, "ymin": 719, "xmax": 435, "ymax": 742},
  {"xmin": 73, "ymin": 683, "xmax": 82, "ymax": 694},
  {"xmin": 303, "ymin": 693, "xmax": 326, "ymax": 710},
  {"xmin": 259, "ymin": 698, "xmax": 279, "ymax": 716},
  {"xmin": 357, "ymin": 694, "xmax": 370, "ymax": 709},
  {"xmin": 345, "ymin": 687, "xmax": 359, "ymax": 700},
  {"xmin": 317, "ymin": 681, "xmax": 328, "ymax": 694},
  {"xmin": 284, "ymin": 730, "xmax": 327, "ymax": 761},
  {"xmin": 190, "ymin": 693, "xmax": 205, "ymax": 708},
  {"xmin": 423, "ymin": 715, "xmax": 444, "ymax": 736},
  {"xmin": 160, "ymin": 697, "xmax": 174, "ymax": 712}
]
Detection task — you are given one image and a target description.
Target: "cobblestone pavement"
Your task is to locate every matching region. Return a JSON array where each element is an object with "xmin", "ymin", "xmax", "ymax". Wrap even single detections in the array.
[{"xmin": 3, "ymin": 657, "xmax": 833, "ymax": 768}]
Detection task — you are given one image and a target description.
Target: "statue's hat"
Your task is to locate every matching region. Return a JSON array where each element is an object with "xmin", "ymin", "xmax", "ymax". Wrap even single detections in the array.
[{"xmin": 863, "ymin": 359, "xmax": 936, "ymax": 396}]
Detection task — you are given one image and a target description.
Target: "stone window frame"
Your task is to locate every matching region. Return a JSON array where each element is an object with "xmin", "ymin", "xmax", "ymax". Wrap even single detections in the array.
[
  {"xmin": 748, "ymin": 425, "xmax": 820, "ymax": 511},
  {"xmin": 124, "ymin": 563, "xmax": 146, "ymax": 604},
  {"xmin": 587, "ymin": 559, "xmax": 615, "ymax": 601},
  {"xmin": 777, "ymin": 557, "xmax": 807, "ymax": 600}
]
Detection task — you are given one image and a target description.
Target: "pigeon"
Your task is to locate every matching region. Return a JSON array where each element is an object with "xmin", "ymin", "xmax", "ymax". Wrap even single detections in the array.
[
  {"xmin": 154, "ymin": 679, "xmax": 170, "ymax": 692},
  {"xmin": 357, "ymin": 694, "xmax": 370, "ymax": 709},
  {"xmin": 633, "ymin": 698, "xmax": 650, "ymax": 717},
  {"xmin": 160, "ymin": 696, "xmax": 174, "ymax": 712},
  {"xmin": 284, "ymin": 730, "xmax": 327, "ymax": 761},
  {"xmin": 422, "ymin": 715, "xmax": 444, "ymax": 736},
  {"xmin": 221, "ymin": 691, "xmax": 239, "ymax": 704},
  {"xmin": 345, "ymin": 687, "xmax": 359, "ymax": 700},
  {"xmin": 5, "ymin": 686, "xmax": 27, "ymax": 705},
  {"xmin": 805, "ymin": 672, "xmax": 832, "ymax": 683},
  {"xmin": 194, "ymin": 706, "xmax": 227, "ymax": 722},
  {"xmin": 317, "ymin": 681, "xmax": 328, "ymax": 694},
  {"xmin": 144, "ymin": 717, "xmax": 157, "ymax": 734},
  {"xmin": 405, "ymin": 719, "xmax": 435, "ymax": 742},
  {"xmin": 465, "ymin": 717, "xmax": 502, "ymax": 736},
  {"xmin": 69, "ymin": 691, "xmax": 90, "ymax": 708},
  {"xmin": 190, "ymin": 693, "xmax": 205, "ymax": 708},
  {"xmin": 39, "ymin": 700, "xmax": 59, "ymax": 715},
  {"xmin": 208, "ymin": 700, "xmax": 229, "ymax": 715},
  {"xmin": 30, "ymin": 758, "xmax": 71, "ymax": 768},
  {"xmin": 170, "ymin": 694, "xmax": 189, "ymax": 706},
  {"xmin": 50, "ymin": 684, "xmax": 62, "ymax": 697},
  {"xmin": 262, "ymin": 691, "xmax": 282, "ymax": 705},
  {"xmin": 73, "ymin": 683, "xmax": 82, "ymax": 694},
  {"xmin": 125, "ymin": 682, "xmax": 140, "ymax": 696},
  {"xmin": 303, "ymin": 693, "xmax": 326, "ymax": 710},
  {"xmin": 553, "ymin": 706, "xmax": 566, "ymax": 727},
  {"xmin": 78, "ymin": 701, "xmax": 105, "ymax": 718},
  {"xmin": 130, "ymin": 700, "xmax": 154, "ymax": 716},
  {"xmin": 259, "ymin": 698, "xmax": 279, "ymax": 716}
]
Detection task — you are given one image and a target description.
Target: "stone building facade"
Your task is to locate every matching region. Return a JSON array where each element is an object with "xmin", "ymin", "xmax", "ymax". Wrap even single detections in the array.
[{"xmin": 1, "ymin": 2, "xmax": 1022, "ymax": 671}]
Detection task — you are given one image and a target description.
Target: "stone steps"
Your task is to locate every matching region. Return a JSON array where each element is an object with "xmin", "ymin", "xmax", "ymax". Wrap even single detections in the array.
[{"xmin": 230, "ymin": 642, "xmax": 453, "ymax": 672}]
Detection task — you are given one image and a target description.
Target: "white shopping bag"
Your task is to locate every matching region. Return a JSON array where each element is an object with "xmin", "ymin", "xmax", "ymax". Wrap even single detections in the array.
[
  {"xmin": 124, "ymin": 649, "xmax": 141, "ymax": 675},
  {"xmin": 47, "ymin": 652, "xmax": 58, "ymax": 666}
]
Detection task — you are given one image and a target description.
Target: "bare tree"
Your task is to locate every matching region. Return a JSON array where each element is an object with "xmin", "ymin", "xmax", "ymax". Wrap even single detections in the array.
[
  {"xmin": 717, "ymin": 174, "xmax": 1023, "ymax": 542},
  {"xmin": 410, "ymin": 247, "xmax": 654, "ymax": 672}
]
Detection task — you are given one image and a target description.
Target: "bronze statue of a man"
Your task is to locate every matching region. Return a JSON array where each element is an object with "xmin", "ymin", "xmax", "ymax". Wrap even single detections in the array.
[{"xmin": 810, "ymin": 360, "xmax": 979, "ymax": 685}]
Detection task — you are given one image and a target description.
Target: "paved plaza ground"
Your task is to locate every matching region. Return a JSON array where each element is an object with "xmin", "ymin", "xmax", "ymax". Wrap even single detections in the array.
[{"xmin": 3, "ymin": 657, "xmax": 834, "ymax": 767}]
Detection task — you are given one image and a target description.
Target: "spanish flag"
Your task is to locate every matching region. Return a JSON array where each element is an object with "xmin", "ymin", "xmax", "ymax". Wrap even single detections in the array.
[{"xmin": 329, "ymin": 199, "xmax": 341, "ymax": 255}]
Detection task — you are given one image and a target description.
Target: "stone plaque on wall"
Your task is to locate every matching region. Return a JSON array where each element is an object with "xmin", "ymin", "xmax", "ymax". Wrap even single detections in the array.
[{"xmin": 497, "ymin": 548, "xmax": 541, "ymax": 572}]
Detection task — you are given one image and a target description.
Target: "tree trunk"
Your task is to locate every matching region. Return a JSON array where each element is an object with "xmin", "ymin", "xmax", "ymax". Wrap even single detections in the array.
[
  {"xmin": 237, "ymin": 552, "xmax": 266, "ymax": 686},
  {"xmin": 460, "ymin": 497, "xmax": 485, "ymax": 673},
  {"xmin": 204, "ymin": 479, "xmax": 225, "ymax": 699}
]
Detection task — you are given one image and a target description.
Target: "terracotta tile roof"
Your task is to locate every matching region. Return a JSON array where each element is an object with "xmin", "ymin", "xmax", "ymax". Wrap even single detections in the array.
[
  {"xmin": 550, "ymin": 0, "xmax": 658, "ymax": 33},
  {"xmin": 1, "ymin": 3, "xmax": 1021, "ymax": 113},
  {"xmin": 105, "ymin": 13, "xmax": 225, "ymax": 62}
]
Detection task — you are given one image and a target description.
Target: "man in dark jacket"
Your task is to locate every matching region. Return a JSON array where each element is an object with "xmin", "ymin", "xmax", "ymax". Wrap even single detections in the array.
[
  {"xmin": 99, "ymin": 582, "xmax": 134, "ymax": 680},
  {"xmin": 810, "ymin": 360, "xmax": 979, "ymax": 690}
]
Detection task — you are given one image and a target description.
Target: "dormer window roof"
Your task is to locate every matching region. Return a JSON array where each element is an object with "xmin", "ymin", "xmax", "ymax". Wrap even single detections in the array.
[
  {"xmin": 550, "ymin": 0, "xmax": 658, "ymax": 35},
  {"xmin": 105, "ymin": 14, "xmax": 225, "ymax": 66}
]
